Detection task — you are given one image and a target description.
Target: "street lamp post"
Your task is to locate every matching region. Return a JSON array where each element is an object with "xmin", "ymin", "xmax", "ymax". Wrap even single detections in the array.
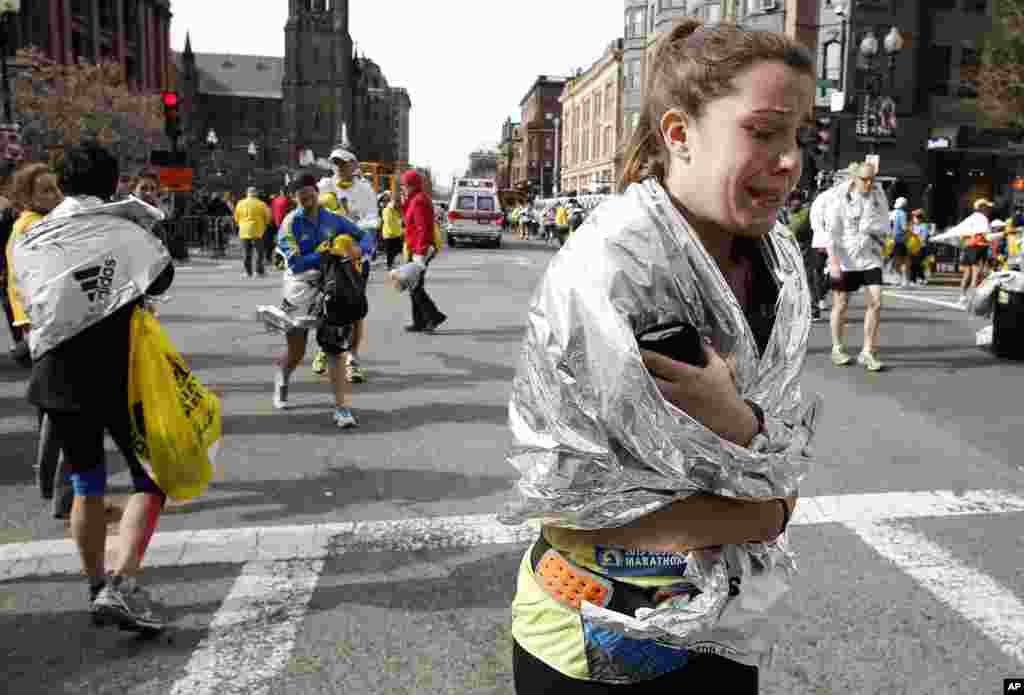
[
  {"xmin": 206, "ymin": 129, "xmax": 219, "ymax": 181},
  {"xmin": 0, "ymin": 0, "xmax": 21, "ymax": 125},
  {"xmin": 553, "ymin": 116, "xmax": 561, "ymax": 197},
  {"xmin": 856, "ymin": 24, "xmax": 904, "ymax": 155},
  {"xmin": 247, "ymin": 141, "xmax": 257, "ymax": 184}
]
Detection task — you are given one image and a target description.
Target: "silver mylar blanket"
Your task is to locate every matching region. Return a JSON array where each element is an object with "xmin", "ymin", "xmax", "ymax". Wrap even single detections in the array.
[
  {"xmin": 14, "ymin": 196, "xmax": 170, "ymax": 360},
  {"xmin": 501, "ymin": 178, "xmax": 821, "ymax": 663}
]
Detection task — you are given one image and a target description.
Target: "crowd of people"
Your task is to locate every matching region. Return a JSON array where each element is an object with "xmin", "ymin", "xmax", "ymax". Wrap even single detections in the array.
[
  {"xmin": 509, "ymin": 198, "xmax": 587, "ymax": 245},
  {"xmin": 0, "ymin": 139, "xmax": 450, "ymax": 634}
]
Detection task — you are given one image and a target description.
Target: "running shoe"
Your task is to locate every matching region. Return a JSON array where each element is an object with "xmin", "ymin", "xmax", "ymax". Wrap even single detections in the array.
[
  {"xmin": 91, "ymin": 576, "xmax": 165, "ymax": 632},
  {"xmin": 334, "ymin": 407, "xmax": 359, "ymax": 429},
  {"xmin": 346, "ymin": 359, "xmax": 366, "ymax": 383},
  {"xmin": 312, "ymin": 349, "xmax": 328, "ymax": 376},
  {"xmin": 273, "ymin": 372, "xmax": 291, "ymax": 410},
  {"xmin": 857, "ymin": 351, "xmax": 885, "ymax": 372},
  {"xmin": 831, "ymin": 345, "xmax": 853, "ymax": 366}
]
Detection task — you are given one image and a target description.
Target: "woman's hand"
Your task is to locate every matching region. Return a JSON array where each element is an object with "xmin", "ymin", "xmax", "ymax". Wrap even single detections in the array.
[{"xmin": 640, "ymin": 342, "xmax": 759, "ymax": 447}]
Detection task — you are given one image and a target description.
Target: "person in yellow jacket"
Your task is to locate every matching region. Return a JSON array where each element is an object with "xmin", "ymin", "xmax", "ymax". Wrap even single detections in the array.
[
  {"xmin": 235, "ymin": 186, "xmax": 272, "ymax": 277},
  {"xmin": 381, "ymin": 193, "xmax": 404, "ymax": 270}
]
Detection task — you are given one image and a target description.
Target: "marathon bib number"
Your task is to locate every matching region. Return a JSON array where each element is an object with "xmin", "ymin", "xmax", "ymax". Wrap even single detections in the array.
[{"xmin": 595, "ymin": 546, "xmax": 689, "ymax": 577}]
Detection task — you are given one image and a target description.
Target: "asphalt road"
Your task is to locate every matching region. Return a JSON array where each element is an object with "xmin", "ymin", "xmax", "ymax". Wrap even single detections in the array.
[{"xmin": 1, "ymin": 234, "xmax": 1023, "ymax": 695}]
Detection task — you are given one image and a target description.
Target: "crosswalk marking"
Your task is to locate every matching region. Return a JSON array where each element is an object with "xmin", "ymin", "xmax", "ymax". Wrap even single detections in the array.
[
  {"xmin": 846, "ymin": 519, "xmax": 1024, "ymax": 665},
  {"xmin": 3, "ymin": 489, "xmax": 1024, "ymax": 581},
  {"xmin": 168, "ymin": 558, "xmax": 325, "ymax": 695},
  {"xmin": 885, "ymin": 290, "xmax": 965, "ymax": 311}
]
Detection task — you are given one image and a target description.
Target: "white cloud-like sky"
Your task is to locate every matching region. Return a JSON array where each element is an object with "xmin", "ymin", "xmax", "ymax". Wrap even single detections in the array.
[{"xmin": 169, "ymin": 1, "xmax": 623, "ymax": 183}]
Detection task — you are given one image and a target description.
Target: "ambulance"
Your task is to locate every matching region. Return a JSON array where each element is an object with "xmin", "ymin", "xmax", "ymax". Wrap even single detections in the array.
[{"xmin": 446, "ymin": 178, "xmax": 504, "ymax": 248}]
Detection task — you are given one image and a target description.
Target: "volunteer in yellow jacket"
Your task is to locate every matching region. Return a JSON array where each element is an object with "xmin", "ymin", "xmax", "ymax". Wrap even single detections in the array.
[
  {"xmin": 235, "ymin": 186, "xmax": 272, "ymax": 278},
  {"xmin": 381, "ymin": 193, "xmax": 404, "ymax": 270}
]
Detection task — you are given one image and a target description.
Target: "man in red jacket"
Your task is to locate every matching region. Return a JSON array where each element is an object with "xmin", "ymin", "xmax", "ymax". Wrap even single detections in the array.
[{"xmin": 400, "ymin": 169, "xmax": 447, "ymax": 332}]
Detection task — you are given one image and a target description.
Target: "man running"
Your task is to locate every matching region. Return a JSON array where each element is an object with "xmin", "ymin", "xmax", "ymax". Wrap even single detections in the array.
[
  {"xmin": 317, "ymin": 146, "xmax": 379, "ymax": 384},
  {"xmin": 827, "ymin": 162, "xmax": 890, "ymax": 372},
  {"xmin": 274, "ymin": 172, "xmax": 366, "ymax": 428}
]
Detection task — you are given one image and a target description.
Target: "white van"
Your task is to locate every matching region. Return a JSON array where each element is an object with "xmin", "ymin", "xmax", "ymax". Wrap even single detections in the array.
[{"xmin": 447, "ymin": 178, "xmax": 503, "ymax": 248}]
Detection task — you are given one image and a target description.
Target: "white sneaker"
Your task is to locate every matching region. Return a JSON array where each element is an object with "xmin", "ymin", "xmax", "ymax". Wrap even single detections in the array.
[
  {"xmin": 334, "ymin": 407, "xmax": 358, "ymax": 429},
  {"xmin": 273, "ymin": 372, "xmax": 291, "ymax": 410}
]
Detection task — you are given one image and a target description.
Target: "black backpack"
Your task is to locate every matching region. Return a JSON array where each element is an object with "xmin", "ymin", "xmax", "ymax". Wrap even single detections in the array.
[{"xmin": 320, "ymin": 254, "xmax": 368, "ymax": 326}]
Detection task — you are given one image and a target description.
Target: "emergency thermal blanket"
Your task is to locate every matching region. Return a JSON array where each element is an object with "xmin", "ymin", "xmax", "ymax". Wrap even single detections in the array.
[
  {"xmin": 14, "ymin": 196, "xmax": 170, "ymax": 360},
  {"xmin": 501, "ymin": 178, "xmax": 821, "ymax": 664}
]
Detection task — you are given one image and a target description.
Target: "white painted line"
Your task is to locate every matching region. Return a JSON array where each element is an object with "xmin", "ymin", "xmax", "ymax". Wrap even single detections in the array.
[
  {"xmin": 885, "ymin": 290, "xmax": 965, "ymax": 311},
  {"xmin": 846, "ymin": 519, "xmax": 1024, "ymax": 665},
  {"xmin": 2, "ymin": 489, "xmax": 1024, "ymax": 581},
  {"xmin": 168, "ymin": 559, "xmax": 324, "ymax": 695}
]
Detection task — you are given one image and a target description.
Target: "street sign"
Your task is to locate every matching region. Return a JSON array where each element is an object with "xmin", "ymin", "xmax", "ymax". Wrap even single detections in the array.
[{"xmin": 158, "ymin": 166, "xmax": 193, "ymax": 193}]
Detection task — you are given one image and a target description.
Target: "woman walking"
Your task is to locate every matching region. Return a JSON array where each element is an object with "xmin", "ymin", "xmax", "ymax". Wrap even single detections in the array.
[
  {"xmin": 504, "ymin": 19, "xmax": 816, "ymax": 693},
  {"xmin": 400, "ymin": 170, "xmax": 446, "ymax": 333}
]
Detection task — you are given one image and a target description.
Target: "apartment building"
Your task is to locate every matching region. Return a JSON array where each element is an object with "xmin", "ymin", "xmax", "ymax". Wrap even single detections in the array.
[{"xmin": 559, "ymin": 39, "xmax": 624, "ymax": 195}]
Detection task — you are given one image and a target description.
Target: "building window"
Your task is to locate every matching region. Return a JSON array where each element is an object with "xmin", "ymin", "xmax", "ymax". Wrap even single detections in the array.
[
  {"xmin": 593, "ymin": 93, "xmax": 602, "ymax": 122},
  {"xmin": 582, "ymin": 130, "xmax": 589, "ymax": 162},
  {"xmin": 625, "ymin": 59, "xmax": 641, "ymax": 91},
  {"xmin": 605, "ymin": 83, "xmax": 614, "ymax": 119},
  {"xmin": 626, "ymin": 8, "xmax": 645, "ymax": 39},
  {"xmin": 959, "ymin": 45, "xmax": 980, "ymax": 98},
  {"xmin": 583, "ymin": 98, "xmax": 590, "ymax": 124},
  {"xmin": 545, "ymin": 135, "xmax": 553, "ymax": 151},
  {"xmin": 926, "ymin": 45, "xmax": 953, "ymax": 97},
  {"xmin": 825, "ymin": 42, "xmax": 842, "ymax": 83},
  {"xmin": 931, "ymin": 0, "xmax": 956, "ymax": 8},
  {"xmin": 593, "ymin": 129, "xmax": 601, "ymax": 161},
  {"xmin": 963, "ymin": 0, "xmax": 988, "ymax": 11},
  {"xmin": 604, "ymin": 126, "xmax": 613, "ymax": 158}
]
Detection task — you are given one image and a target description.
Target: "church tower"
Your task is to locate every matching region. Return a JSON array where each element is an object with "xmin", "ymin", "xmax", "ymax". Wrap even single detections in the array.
[{"xmin": 282, "ymin": 0, "xmax": 353, "ymax": 164}]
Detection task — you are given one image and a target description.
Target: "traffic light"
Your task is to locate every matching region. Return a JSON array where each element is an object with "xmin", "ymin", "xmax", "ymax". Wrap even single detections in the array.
[
  {"xmin": 814, "ymin": 116, "xmax": 832, "ymax": 157},
  {"xmin": 161, "ymin": 91, "xmax": 180, "ymax": 140}
]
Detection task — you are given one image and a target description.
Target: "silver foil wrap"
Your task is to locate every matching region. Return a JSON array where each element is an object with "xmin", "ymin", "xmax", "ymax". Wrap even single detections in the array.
[
  {"xmin": 502, "ymin": 179, "xmax": 821, "ymax": 656},
  {"xmin": 14, "ymin": 197, "xmax": 170, "ymax": 360}
]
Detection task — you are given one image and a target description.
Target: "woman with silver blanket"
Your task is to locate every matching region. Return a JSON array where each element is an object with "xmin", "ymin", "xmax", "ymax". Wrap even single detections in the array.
[{"xmin": 503, "ymin": 19, "xmax": 821, "ymax": 692}]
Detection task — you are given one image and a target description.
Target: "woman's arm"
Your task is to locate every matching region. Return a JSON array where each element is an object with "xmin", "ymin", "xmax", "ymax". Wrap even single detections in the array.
[{"xmin": 552, "ymin": 494, "xmax": 795, "ymax": 553}]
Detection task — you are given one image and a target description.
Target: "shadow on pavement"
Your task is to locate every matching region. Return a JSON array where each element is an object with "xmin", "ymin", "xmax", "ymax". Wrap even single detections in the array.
[
  {"xmin": 158, "ymin": 313, "xmax": 264, "ymax": 325},
  {"xmin": 173, "ymin": 466, "xmax": 514, "ymax": 523},
  {"xmin": 0, "ymin": 564, "xmax": 238, "ymax": 695},
  {"xmin": 424, "ymin": 327, "xmax": 525, "ymax": 342},
  {"xmin": 221, "ymin": 402, "xmax": 510, "ymax": 438},
  {"xmin": 312, "ymin": 548, "xmax": 522, "ymax": 613},
  {"xmin": 0, "ymin": 431, "xmax": 41, "ymax": 485}
]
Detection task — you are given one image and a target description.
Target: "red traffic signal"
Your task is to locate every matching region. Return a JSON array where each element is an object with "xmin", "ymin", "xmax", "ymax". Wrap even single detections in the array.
[{"xmin": 161, "ymin": 91, "xmax": 180, "ymax": 139}]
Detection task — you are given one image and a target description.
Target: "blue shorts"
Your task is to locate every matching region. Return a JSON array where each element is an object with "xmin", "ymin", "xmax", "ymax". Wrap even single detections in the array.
[{"xmin": 44, "ymin": 410, "xmax": 164, "ymax": 498}]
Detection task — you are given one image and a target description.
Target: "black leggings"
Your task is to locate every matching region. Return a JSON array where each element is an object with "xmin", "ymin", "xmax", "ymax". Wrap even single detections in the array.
[{"xmin": 512, "ymin": 640, "xmax": 758, "ymax": 694}]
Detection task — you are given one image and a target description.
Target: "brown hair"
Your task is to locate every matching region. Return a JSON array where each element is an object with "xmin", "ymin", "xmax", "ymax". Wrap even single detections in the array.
[
  {"xmin": 618, "ymin": 19, "xmax": 814, "ymax": 192},
  {"xmin": 9, "ymin": 163, "xmax": 54, "ymax": 211}
]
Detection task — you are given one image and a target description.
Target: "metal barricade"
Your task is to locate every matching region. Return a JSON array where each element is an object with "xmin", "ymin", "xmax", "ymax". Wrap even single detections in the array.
[{"xmin": 159, "ymin": 216, "xmax": 235, "ymax": 258}]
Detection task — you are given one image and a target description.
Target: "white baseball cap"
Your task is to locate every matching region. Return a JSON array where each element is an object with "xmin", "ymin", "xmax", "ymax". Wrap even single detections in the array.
[
  {"xmin": 894, "ymin": 197, "xmax": 907, "ymax": 209},
  {"xmin": 329, "ymin": 147, "xmax": 357, "ymax": 163},
  {"xmin": 991, "ymin": 219, "xmax": 1007, "ymax": 228}
]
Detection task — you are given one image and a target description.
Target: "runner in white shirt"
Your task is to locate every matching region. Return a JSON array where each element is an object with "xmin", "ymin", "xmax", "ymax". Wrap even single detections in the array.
[
  {"xmin": 313, "ymin": 146, "xmax": 380, "ymax": 383},
  {"xmin": 827, "ymin": 162, "xmax": 890, "ymax": 372}
]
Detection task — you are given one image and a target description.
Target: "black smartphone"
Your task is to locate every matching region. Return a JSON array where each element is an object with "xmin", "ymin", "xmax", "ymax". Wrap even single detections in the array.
[{"xmin": 636, "ymin": 322, "xmax": 707, "ymax": 368}]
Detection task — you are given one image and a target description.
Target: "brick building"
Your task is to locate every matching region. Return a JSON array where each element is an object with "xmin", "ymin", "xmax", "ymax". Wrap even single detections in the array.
[
  {"xmin": 176, "ymin": 0, "xmax": 411, "ymax": 186},
  {"xmin": 3, "ymin": 0, "xmax": 173, "ymax": 91},
  {"xmin": 496, "ymin": 118, "xmax": 521, "ymax": 191},
  {"xmin": 559, "ymin": 39, "xmax": 623, "ymax": 196},
  {"xmin": 513, "ymin": 75, "xmax": 567, "ymax": 198}
]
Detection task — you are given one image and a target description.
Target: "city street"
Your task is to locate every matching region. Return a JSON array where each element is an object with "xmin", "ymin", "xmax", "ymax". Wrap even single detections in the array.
[{"xmin": 1, "ymin": 235, "xmax": 1023, "ymax": 695}]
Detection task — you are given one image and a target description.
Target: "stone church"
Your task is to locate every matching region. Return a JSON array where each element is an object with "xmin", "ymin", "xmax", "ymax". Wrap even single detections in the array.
[{"xmin": 175, "ymin": 0, "xmax": 410, "ymax": 186}]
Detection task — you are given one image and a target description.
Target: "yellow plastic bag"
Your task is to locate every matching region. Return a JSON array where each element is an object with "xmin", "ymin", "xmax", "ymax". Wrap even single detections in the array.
[{"xmin": 127, "ymin": 307, "xmax": 222, "ymax": 501}]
